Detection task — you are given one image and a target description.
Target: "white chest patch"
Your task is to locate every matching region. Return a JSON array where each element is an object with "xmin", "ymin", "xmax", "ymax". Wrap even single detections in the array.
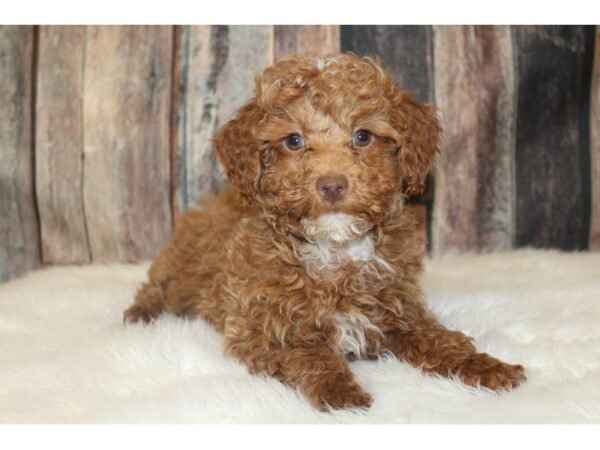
[
  {"xmin": 333, "ymin": 312, "xmax": 382, "ymax": 358},
  {"xmin": 298, "ymin": 213, "xmax": 394, "ymax": 275},
  {"xmin": 297, "ymin": 234, "xmax": 378, "ymax": 271},
  {"xmin": 301, "ymin": 212, "xmax": 365, "ymax": 243}
]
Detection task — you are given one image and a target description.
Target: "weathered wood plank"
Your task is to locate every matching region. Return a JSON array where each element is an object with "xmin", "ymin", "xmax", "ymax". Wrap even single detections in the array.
[
  {"xmin": 341, "ymin": 25, "xmax": 433, "ymax": 102},
  {"xmin": 274, "ymin": 25, "xmax": 340, "ymax": 59},
  {"xmin": 0, "ymin": 26, "xmax": 40, "ymax": 282},
  {"xmin": 174, "ymin": 25, "xmax": 273, "ymax": 215},
  {"xmin": 513, "ymin": 26, "xmax": 595, "ymax": 250},
  {"xmin": 82, "ymin": 26, "xmax": 173, "ymax": 262},
  {"xmin": 590, "ymin": 26, "xmax": 600, "ymax": 250},
  {"xmin": 341, "ymin": 25, "xmax": 434, "ymax": 242},
  {"xmin": 170, "ymin": 26, "xmax": 183, "ymax": 224},
  {"xmin": 432, "ymin": 26, "xmax": 516, "ymax": 253},
  {"xmin": 36, "ymin": 25, "xmax": 90, "ymax": 264}
]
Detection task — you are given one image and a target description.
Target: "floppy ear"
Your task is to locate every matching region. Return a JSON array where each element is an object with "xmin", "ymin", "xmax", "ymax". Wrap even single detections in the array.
[
  {"xmin": 215, "ymin": 100, "xmax": 263, "ymax": 203},
  {"xmin": 392, "ymin": 92, "xmax": 442, "ymax": 195}
]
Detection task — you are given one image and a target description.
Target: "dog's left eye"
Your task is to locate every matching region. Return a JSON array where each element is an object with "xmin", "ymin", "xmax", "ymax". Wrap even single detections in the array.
[
  {"xmin": 285, "ymin": 134, "xmax": 304, "ymax": 151},
  {"xmin": 352, "ymin": 130, "xmax": 372, "ymax": 147}
]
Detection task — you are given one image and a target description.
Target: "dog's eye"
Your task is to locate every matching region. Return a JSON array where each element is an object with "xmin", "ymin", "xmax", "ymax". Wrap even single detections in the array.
[
  {"xmin": 352, "ymin": 130, "xmax": 372, "ymax": 147},
  {"xmin": 285, "ymin": 134, "xmax": 304, "ymax": 151}
]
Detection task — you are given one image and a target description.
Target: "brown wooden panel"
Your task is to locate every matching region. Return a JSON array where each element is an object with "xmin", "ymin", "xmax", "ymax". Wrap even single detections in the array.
[
  {"xmin": 513, "ymin": 26, "xmax": 595, "ymax": 250},
  {"xmin": 174, "ymin": 25, "xmax": 273, "ymax": 216},
  {"xmin": 0, "ymin": 26, "xmax": 40, "ymax": 282},
  {"xmin": 274, "ymin": 25, "xmax": 340, "ymax": 59},
  {"xmin": 432, "ymin": 26, "xmax": 516, "ymax": 253},
  {"xmin": 591, "ymin": 26, "xmax": 600, "ymax": 250},
  {"xmin": 82, "ymin": 26, "xmax": 173, "ymax": 262},
  {"xmin": 341, "ymin": 25, "xmax": 433, "ymax": 103},
  {"xmin": 36, "ymin": 26, "xmax": 90, "ymax": 264}
]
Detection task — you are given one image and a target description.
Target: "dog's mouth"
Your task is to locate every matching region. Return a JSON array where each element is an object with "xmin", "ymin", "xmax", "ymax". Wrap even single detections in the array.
[{"xmin": 300, "ymin": 212, "xmax": 373, "ymax": 244}]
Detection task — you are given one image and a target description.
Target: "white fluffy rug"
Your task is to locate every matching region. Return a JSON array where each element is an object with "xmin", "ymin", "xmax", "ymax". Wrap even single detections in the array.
[{"xmin": 1, "ymin": 249, "xmax": 599, "ymax": 423}]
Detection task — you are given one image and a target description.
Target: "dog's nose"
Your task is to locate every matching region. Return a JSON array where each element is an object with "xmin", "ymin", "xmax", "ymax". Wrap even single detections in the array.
[{"xmin": 316, "ymin": 175, "xmax": 348, "ymax": 204}]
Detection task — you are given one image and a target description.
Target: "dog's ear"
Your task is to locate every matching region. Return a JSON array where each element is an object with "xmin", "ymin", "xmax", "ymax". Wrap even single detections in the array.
[
  {"xmin": 391, "ymin": 92, "xmax": 442, "ymax": 195},
  {"xmin": 215, "ymin": 100, "xmax": 263, "ymax": 203}
]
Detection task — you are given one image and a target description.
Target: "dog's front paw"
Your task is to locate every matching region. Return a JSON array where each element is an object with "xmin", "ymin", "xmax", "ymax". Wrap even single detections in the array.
[
  {"xmin": 123, "ymin": 303, "xmax": 159, "ymax": 324},
  {"xmin": 310, "ymin": 380, "xmax": 373, "ymax": 411},
  {"xmin": 455, "ymin": 353, "xmax": 526, "ymax": 391}
]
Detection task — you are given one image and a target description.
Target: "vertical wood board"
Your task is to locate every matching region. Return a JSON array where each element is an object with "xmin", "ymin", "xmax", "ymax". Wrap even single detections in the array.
[
  {"xmin": 432, "ymin": 26, "xmax": 516, "ymax": 253},
  {"xmin": 590, "ymin": 26, "xmax": 600, "ymax": 250},
  {"xmin": 36, "ymin": 25, "xmax": 90, "ymax": 264},
  {"xmin": 341, "ymin": 25, "xmax": 434, "ymax": 103},
  {"xmin": 82, "ymin": 26, "xmax": 173, "ymax": 262},
  {"xmin": 341, "ymin": 25, "xmax": 434, "ymax": 241},
  {"xmin": 0, "ymin": 26, "xmax": 40, "ymax": 282},
  {"xmin": 513, "ymin": 26, "xmax": 594, "ymax": 250},
  {"xmin": 174, "ymin": 25, "xmax": 273, "ymax": 214}
]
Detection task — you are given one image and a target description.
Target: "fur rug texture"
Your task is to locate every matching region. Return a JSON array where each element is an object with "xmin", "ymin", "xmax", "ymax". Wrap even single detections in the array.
[{"xmin": 1, "ymin": 249, "xmax": 599, "ymax": 423}]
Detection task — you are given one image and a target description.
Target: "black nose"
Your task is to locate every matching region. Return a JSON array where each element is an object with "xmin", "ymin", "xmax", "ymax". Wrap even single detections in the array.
[{"xmin": 316, "ymin": 175, "xmax": 349, "ymax": 204}]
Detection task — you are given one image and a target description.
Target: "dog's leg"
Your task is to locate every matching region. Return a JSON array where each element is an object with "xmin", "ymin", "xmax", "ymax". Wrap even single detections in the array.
[
  {"xmin": 123, "ymin": 280, "xmax": 165, "ymax": 324},
  {"xmin": 227, "ymin": 339, "xmax": 372, "ymax": 411},
  {"xmin": 386, "ymin": 318, "xmax": 526, "ymax": 390}
]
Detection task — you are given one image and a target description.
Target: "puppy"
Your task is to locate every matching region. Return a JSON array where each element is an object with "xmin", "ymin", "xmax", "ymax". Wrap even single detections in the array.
[{"xmin": 124, "ymin": 53, "xmax": 525, "ymax": 411}]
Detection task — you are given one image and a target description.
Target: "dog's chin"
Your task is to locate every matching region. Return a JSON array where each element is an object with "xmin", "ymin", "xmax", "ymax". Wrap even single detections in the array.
[{"xmin": 300, "ymin": 212, "xmax": 373, "ymax": 244}]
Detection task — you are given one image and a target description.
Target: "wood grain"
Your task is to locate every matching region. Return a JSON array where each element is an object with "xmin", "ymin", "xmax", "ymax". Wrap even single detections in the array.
[
  {"xmin": 590, "ymin": 26, "xmax": 600, "ymax": 250},
  {"xmin": 174, "ymin": 25, "xmax": 273, "ymax": 215},
  {"xmin": 341, "ymin": 25, "xmax": 434, "ymax": 242},
  {"xmin": 0, "ymin": 26, "xmax": 40, "ymax": 282},
  {"xmin": 341, "ymin": 25, "xmax": 433, "ymax": 102},
  {"xmin": 36, "ymin": 26, "xmax": 90, "ymax": 264},
  {"xmin": 513, "ymin": 26, "xmax": 595, "ymax": 250},
  {"xmin": 82, "ymin": 26, "xmax": 173, "ymax": 262},
  {"xmin": 274, "ymin": 25, "xmax": 340, "ymax": 58},
  {"xmin": 432, "ymin": 26, "xmax": 516, "ymax": 253}
]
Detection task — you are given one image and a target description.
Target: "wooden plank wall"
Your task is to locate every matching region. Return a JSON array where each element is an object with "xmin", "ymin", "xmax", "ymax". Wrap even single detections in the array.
[
  {"xmin": 1, "ymin": 25, "xmax": 599, "ymax": 283},
  {"xmin": 36, "ymin": 26, "xmax": 173, "ymax": 264}
]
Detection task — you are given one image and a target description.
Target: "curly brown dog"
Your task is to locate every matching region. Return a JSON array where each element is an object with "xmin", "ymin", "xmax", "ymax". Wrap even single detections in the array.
[{"xmin": 124, "ymin": 53, "xmax": 525, "ymax": 411}]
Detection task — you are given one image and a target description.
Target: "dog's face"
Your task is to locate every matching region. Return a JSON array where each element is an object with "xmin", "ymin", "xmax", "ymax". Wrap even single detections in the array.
[{"xmin": 216, "ymin": 53, "xmax": 441, "ymax": 243}]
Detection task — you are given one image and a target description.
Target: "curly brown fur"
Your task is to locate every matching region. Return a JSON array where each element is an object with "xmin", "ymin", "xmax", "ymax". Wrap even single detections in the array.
[{"xmin": 124, "ymin": 53, "xmax": 525, "ymax": 411}]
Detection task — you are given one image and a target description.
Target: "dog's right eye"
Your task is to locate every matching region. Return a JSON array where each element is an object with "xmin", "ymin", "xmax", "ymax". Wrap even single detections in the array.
[{"xmin": 285, "ymin": 134, "xmax": 304, "ymax": 151}]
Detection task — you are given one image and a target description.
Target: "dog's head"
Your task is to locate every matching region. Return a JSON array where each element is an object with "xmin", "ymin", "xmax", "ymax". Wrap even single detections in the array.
[{"xmin": 215, "ymin": 53, "xmax": 441, "ymax": 243}]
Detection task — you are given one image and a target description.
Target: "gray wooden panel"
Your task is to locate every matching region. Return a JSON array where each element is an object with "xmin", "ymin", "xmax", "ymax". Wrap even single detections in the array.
[
  {"xmin": 432, "ymin": 26, "xmax": 516, "ymax": 253},
  {"xmin": 341, "ymin": 25, "xmax": 433, "ymax": 103},
  {"xmin": 274, "ymin": 25, "xmax": 340, "ymax": 59},
  {"xmin": 174, "ymin": 25, "xmax": 273, "ymax": 216},
  {"xmin": 0, "ymin": 26, "xmax": 40, "ymax": 282},
  {"xmin": 513, "ymin": 26, "xmax": 595, "ymax": 250},
  {"xmin": 341, "ymin": 25, "xmax": 434, "ymax": 243},
  {"xmin": 82, "ymin": 26, "xmax": 173, "ymax": 262},
  {"xmin": 36, "ymin": 26, "xmax": 90, "ymax": 264},
  {"xmin": 591, "ymin": 26, "xmax": 600, "ymax": 251}
]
